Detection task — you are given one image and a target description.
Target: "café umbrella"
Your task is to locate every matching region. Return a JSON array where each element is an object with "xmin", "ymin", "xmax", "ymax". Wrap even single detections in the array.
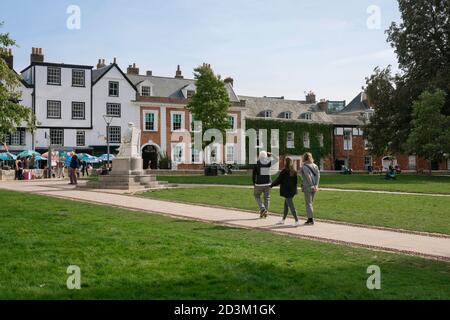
[
  {"xmin": 98, "ymin": 154, "xmax": 115, "ymax": 161},
  {"xmin": 17, "ymin": 150, "xmax": 41, "ymax": 158},
  {"xmin": 0, "ymin": 153, "xmax": 17, "ymax": 161}
]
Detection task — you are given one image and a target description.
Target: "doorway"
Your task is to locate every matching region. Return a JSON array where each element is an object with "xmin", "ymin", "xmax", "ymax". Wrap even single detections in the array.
[{"xmin": 142, "ymin": 145, "xmax": 159, "ymax": 169}]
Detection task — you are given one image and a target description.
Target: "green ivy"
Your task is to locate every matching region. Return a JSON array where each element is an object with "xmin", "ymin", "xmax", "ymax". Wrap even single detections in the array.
[{"xmin": 246, "ymin": 118, "xmax": 333, "ymax": 164}]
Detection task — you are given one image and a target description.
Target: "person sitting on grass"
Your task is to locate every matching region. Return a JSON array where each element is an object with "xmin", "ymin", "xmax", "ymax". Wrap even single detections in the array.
[
  {"xmin": 271, "ymin": 157, "xmax": 300, "ymax": 227},
  {"xmin": 385, "ymin": 165, "xmax": 397, "ymax": 180},
  {"xmin": 252, "ymin": 151, "xmax": 273, "ymax": 218}
]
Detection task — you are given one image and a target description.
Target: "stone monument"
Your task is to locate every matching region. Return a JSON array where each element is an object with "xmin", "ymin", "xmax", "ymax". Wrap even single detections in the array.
[
  {"xmin": 112, "ymin": 122, "xmax": 143, "ymax": 175},
  {"xmin": 84, "ymin": 122, "xmax": 170, "ymax": 192}
]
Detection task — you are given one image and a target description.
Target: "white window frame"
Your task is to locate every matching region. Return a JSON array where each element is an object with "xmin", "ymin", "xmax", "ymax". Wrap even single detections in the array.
[
  {"xmin": 287, "ymin": 131, "xmax": 295, "ymax": 149},
  {"xmin": 106, "ymin": 103, "xmax": 121, "ymax": 117},
  {"xmin": 50, "ymin": 128, "xmax": 64, "ymax": 146},
  {"xmin": 343, "ymin": 129, "xmax": 352, "ymax": 151},
  {"xmin": 264, "ymin": 110, "xmax": 273, "ymax": 118},
  {"xmin": 408, "ymin": 155, "xmax": 417, "ymax": 170},
  {"xmin": 302, "ymin": 112, "xmax": 312, "ymax": 120},
  {"xmin": 76, "ymin": 131, "xmax": 85, "ymax": 146},
  {"xmin": 108, "ymin": 126, "xmax": 121, "ymax": 144},
  {"xmin": 171, "ymin": 143, "xmax": 186, "ymax": 164},
  {"xmin": 271, "ymin": 130, "xmax": 279, "ymax": 148},
  {"xmin": 227, "ymin": 114, "xmax": 238, "ymax": 133},
  {"xmin": 171, "ymin": 111, "xmax": 185, "ymax": 132},
  {"xmin": 47, "ymin": 67, "xmax": 61, "ymax": 85},
  {"xmin": 143, "ymin": 110, "xmax": 158, "ymax": 132},
  {"xmin": 303, "ymin": 132, "xmax": 310, "ymax": 149},
  {"xmin": 284, "ymin": 112, "xmax": 292, "ymax": 120},
  {"xmin": 189, "ymin": 113, "xmax": 201, "ymax": 133},
  {"xmin": 47, "ymin": 100, "xmax": 61, "ymax": 119},
  {"xmin": 108, "ymin": 81, "xmax": 119, "ymax": 97},
  {"xmin": 225, "ymin": 143, "xmax": 236, "ymax": 164},
  {"xmin": 71, "ymin": 102, "xmax": 85, "ymax": 120},
  {"xmin": 335, "ymin": 127, "xmax": 344, "ymax": 136},
  {"xmin": 72, "ymin": 69, "xmax": 85, "ymax": 87},
  {"xmin": 318, "ymin": 133, "xmax": 324, "ymax": 147},
  {"xmin": 190, "ymin": 143, "xmax": 202, "ymax": 164},
  {"xmin": 141, "ymin": 86, "xmax": 152, "ymax": 97}
]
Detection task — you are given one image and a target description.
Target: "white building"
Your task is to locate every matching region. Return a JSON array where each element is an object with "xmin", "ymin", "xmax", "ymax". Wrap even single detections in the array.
[{"xmin": 1, "ymin": 48, "xmax": 138, "ymax": 156}]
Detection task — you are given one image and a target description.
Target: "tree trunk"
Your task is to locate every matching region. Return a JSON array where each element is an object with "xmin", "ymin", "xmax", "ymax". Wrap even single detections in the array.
[{"xmin": 428, "ymin": 159, "xmax": 433, "ymax": 176}]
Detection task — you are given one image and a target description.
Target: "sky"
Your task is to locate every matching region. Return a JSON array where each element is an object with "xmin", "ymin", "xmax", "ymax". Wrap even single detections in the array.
[{"xmin": 2, "ymin": 0, "xmax": 401, "ymax": 103}]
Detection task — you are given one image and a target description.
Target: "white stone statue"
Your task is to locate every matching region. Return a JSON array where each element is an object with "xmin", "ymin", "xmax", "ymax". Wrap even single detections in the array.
[{"xmin": 117, "ymin": 122, "xmax": 141, "ymax": 159}]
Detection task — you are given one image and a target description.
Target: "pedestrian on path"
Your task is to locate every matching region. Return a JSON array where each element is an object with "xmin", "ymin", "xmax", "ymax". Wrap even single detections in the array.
[
  {"xmin": 271, "ymin": 157, "xmax": 300, "ymax": 227},
  {"xmin": 300, "ymin": 152, "xmax": 320, "ymax": 225},
  {"xmin": 252, "ymin": 151, "xmax": 273, "ymax": 218},
  {"xmin": 69, "ymin": 153, "xmax": 80, "ymax": 185}
]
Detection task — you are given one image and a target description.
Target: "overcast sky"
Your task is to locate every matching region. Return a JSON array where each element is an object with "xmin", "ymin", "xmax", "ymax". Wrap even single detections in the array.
[{"xmin": 3, "ymin": 0, "xmax": 401, "ymax": 103}]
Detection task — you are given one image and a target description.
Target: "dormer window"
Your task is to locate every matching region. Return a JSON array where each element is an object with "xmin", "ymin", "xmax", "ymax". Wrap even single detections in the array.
[
  {"xmin": 301, "ymin": 112, "xmax": 313, "ymax": 120},
  {"xmin": 264, "ymin": 110, "xmax": 273, "ymax": 118},
  {"xmin": 141, "ymin": 86, "xmax": 152, "ymax": 97},
  {"xmin": 187, "ymin": 90, "xmax": 195, "ymax": 99},
  {"xmin": 284, "ymin": 112, "xmax": 292, "ymax": 120}
]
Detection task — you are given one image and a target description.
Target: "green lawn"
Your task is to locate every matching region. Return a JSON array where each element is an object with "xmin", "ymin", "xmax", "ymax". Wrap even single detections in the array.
[
  {"xmin": 156, "ymin": 173, "xmax": 450, "ymax": 194},
  {"xmin": 0, "ymin": 190, "xmax": 449, "ymax": 299},
  {"xmin": 144, "ymin": 187, "xmax": 450, "ymax": 235}
]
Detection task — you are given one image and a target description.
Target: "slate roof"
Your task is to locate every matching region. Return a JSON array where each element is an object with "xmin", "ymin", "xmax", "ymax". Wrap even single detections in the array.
[
  {"xmin": 239, "ymin": 95, "xmax": 334, "ymax": 124},
  {"xmin": 127, "ymin": 74, "xmax": 241, "ymax": 102},
  {"xmin": 340, "ymin": 92, "xmax": 370, "ymax": 114}
]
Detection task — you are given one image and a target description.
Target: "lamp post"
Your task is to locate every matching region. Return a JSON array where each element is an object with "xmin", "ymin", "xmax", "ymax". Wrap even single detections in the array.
[{"xmin": 103, "ymin": 115, "xmax": 114, "ymax": 173}]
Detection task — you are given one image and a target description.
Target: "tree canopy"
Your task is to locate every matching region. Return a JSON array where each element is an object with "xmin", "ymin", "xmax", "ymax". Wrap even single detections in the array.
[
  {"xmin": 0, "ymin": 22, "xmax": 33, "ymax": 148},
  {"xmin": 186, "ymin": 64, "xmax": 230, "ymax": 149},
  {"xmin": 364, "ymin": 0, "xmax": 450, "ymax": 157},
  {"xmin": 406, "ymin": 90, "xmax": 450, "ymax": 172}
]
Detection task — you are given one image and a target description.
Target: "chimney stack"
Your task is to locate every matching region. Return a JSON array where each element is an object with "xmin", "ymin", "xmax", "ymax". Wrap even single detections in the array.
[
  {"xmin": 318, "ymin": 99, "xmax": 329, "ymax": 113},
  {"xmin": 97, "ymin": 58, "xmax": 106, "ymax": 69},
  {"xmin": 224, "ymin": 77, "xmax": 234, "ymax": 87},
  {"xmin": 1, "ymin": 48, "xmax": 13, "ymax": 69},
  {"xmin": 175, "ymin": 65, "xmax": 183, "ymax": 79},
  {"xmin": 30, "ymin": 47, "xmax": 44, "ymax": 64},
  {"xmin": 146, "ymin": 70, "xmax": 153, "ymax": 76},
  {"xmin": 127, "ymin": 63, "xmax": 139, "ymax": 75},
  {"xmin": 305, "ymin": 91, "xmax": 316, "ymax": 104}
]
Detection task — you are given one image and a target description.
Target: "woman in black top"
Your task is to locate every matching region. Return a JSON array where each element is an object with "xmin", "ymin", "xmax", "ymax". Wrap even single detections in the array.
[{"xmin": 271, "ymin": 157, "xmax": 300, "ymax": 226}]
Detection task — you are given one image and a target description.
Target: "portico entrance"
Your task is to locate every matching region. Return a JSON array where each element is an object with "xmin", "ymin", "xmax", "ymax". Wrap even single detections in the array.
[{"xmin": 142, "ymin": 145, "xmax": 159, "ymax": 169}]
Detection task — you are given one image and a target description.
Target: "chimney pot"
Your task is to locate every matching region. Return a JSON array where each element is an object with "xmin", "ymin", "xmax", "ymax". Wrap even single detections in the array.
[
  {"xmin": 1, "ymin": 48, "xmax": 13, "ymax": 69},
  {"xmin": 30, "ymin": 47, "xmax": 44, "ymax": 64},
  {"xmin": 127, "ymin": 63, "xmax": 139, "ymax": 75},
  {"xmin": 97, "ymin": 58, "xmax": 106, "ymax": 69}
]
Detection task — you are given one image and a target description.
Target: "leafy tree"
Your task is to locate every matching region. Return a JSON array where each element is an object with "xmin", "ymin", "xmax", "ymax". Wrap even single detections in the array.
[
  {"xmin": 0, "ymin": 22, "xmax": 33, "ymax": 149},
  {"xmin": 187, "ymin": 64, "xmax": 230, "ymax": 149},
  {"xmin": 387, "ymin": 0, "xmax": 450, "ymax": 114},
  {"xmin": 406, "ymin": 90, "xmax": 450, "ymax": 174},
  {"xmin": 365, "ymin": 0, "xmax": 450, "ymax": 156}
]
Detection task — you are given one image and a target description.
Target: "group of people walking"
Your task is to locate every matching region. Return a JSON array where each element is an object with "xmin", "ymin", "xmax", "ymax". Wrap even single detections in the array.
[{"xmin": 253, "ymin": 151, "xmax": 320, "ymax": 226}]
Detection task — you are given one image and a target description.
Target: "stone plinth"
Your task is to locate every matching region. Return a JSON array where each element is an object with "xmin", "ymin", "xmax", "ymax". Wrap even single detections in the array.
[{"xmin": 84, "ymin": 157, "xmax": 171, "ymax": 192}]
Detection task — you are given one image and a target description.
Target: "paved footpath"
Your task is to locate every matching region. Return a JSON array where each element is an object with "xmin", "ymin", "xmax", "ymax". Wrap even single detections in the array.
[{"xmin": 1, "ymin": 180, "xmax": 449, "ymax": 262}]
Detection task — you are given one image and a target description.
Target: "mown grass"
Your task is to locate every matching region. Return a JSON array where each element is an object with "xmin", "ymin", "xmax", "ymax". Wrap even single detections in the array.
[
  {"xmin": 0, "ymin": 190, "xmax": 449, "ymax": 299},
  {"xmin": 156, "ymin": 174, "xmax": 450, "ymax": 194},
  {"xmin": 144, "ymin": 187, "xmax": 450, "ymax": 235}
]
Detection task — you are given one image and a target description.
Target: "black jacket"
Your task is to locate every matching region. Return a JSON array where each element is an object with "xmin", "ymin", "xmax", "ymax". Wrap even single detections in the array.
[
  {"xmin": 70, "ymin": 156, "xmax": 80, "ymax": 169},
  {"xmin": 271, "ymin": 169, "xmax": 298, "ymax": 198},
  {"xmin": 252, "ymin": 160, "xmax": 272, "ymax": 185}
]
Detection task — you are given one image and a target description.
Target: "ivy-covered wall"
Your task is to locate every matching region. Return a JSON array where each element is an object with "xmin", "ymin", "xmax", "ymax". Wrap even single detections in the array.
[{"xmin": 245, "ymin": 118, "xmax": 333, "ymax": 164}]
